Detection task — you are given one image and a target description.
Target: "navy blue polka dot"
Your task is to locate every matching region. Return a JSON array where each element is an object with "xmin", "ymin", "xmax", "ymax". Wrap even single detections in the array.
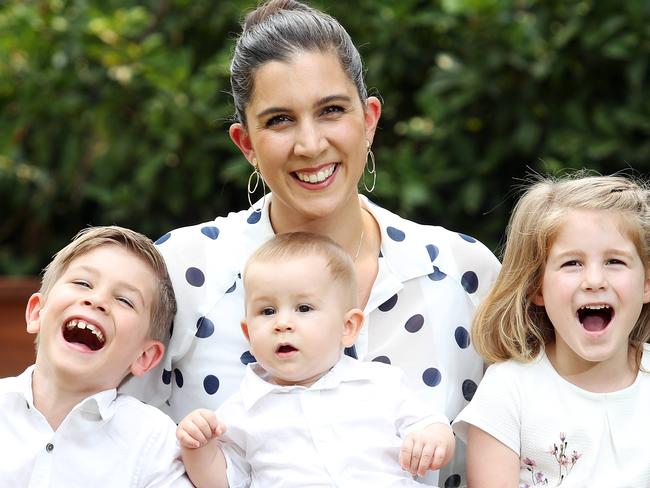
[
  {"xmin": 200, "ymin": 226, "xmax": 220, "ymax": 240},
  {"xmin": 462, "ymin": 379, "xmax": 478, "ymax": 401},
  {"xmin": 240, "ymin": 351, "xmax": 256, "ymax": 365},
  {"xmin": 378, "ymin": 294, "xmax": 398, "ymax": 312},
  {"xmin": 426, "ymin": 244, "xmax": 439, "ymax": 262},
  {"xmin": 444, "ymin": 474, "xmax": 461, "ymax": 488},
  {"xmin": 372, "ymin": 355, "xmax": 391, "ymax": 364},
  {"xmin": 226, "ymin": 281, "xmax": 236, "ymax": 293},
  {"xmin": 344, "ymin": 346, "xmax": 358, "ymax": 359},
  {"xmin": 422, "ymin": 368, "xmax": 442, "ymax": 387},
  {"xmin": 185, "ymin": 267, "xmax": 205, "ymax": 287},
  {"xmin": 195, "ymin": 317, "xmax": 214, "ymax": 338},
  {"xmin": 155, "ymin": 232, "xmax": 171, "ymax": 245},
  {"xmin": 428, "ymin": 266, "xmax": 447, "ymax": 281},
  {"xmin": 378, "ymin": 250, "xmax": 383, "ymax": 258},
  {"xmin": 174, "ymin": 369, "xmax": 184, "ymax": 388},
  {"xmin": 162, "ymin": 369, "xmax": 172, "ymax": 385},
  {"xmin": 203, "ymin": 375, "xmax": 220, "ymax": 395},
  {"xmin": 461, "ymin": 271, "xmax": 479, "ymax": 294},
  {"xmin": 387, "ymin": 226, "xmax": 406, "ymax": 242},
  {"xmin": 405, "ymin": 314, "xmax": 424, "ymax": 333},
  {"xmin": 459, "ymin": 233, "xmax": 477, "ymax": 243},
  {"xmin": 454, "ymin": 326, "xmax": 470, "ymax": 349},
  {"xmin": 247, "ymin": 210, "xmax": 262, "ymax": 224}
]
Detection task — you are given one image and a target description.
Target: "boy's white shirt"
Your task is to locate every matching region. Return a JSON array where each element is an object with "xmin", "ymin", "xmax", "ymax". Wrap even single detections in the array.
[
  {"xmin": 0, "ymin": 366, "xmax": 192, "ymax": 488},
  {"xmin": 215, "ymin": 354, "xmax": 449, "ymax": 487}
]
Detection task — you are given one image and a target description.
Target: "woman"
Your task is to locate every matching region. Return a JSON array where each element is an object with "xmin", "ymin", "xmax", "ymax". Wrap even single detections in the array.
[{"xmin": 124, "ymin": 0, "xmax": 499, "ymax": 485}]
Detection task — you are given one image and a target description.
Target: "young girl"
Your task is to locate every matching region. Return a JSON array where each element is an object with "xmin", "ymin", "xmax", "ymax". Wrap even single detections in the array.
[{"xmin": 453, "ymin": 173, "xmax": 650, "ymax": 487}]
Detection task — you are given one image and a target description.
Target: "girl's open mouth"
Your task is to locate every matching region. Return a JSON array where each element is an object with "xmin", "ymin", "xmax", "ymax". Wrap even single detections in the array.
[{"xmin": 577, "ymin": 305, "xmax": 613, "ymax": 333}]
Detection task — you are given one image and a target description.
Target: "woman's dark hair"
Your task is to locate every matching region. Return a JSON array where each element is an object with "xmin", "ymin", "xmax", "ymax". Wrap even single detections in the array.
[{"xmin": 230, "ymin": 0, "xmax": 367, "ymax": 125}]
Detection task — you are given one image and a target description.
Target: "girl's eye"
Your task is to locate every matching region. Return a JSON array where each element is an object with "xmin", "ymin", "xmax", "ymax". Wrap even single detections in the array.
[
  {"xmin": 297, "ymin": 304, "xmax": 313, "ymax": 313},
  {"xmin": 607, "ymin": 258, "xmax": 625, "ymax": 265},
  {"xmin": 262, "ymin": 307, "xmax": 275, "ymax": 316},
  {"xmin": 561, "ymin": 260, "xmax": 581, "ymax": 267}
]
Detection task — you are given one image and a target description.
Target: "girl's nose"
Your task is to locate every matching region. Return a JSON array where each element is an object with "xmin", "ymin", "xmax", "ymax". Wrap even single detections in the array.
[{"xmin": 582, "ymin": 265, "xmax": 608, "ymax": 291}]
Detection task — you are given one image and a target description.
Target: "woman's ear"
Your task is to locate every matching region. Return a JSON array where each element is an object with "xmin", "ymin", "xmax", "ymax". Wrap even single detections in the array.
[
  {"xmin": 364, "ymin": 96, "xmax": 382, "ymax": 146},
  {"xmin": 341, "ymin": 308, "xmax": 364, "ymax": 348},
  {"xmin": 25, "ymin": 293, "xmax": 44, "ymax": 334},
  {"xmin": 129, "ymin": 340, "xmax": 165, "ymax": 377},
  {"xmin": 229, "ymin": 123, "xmax": 255, "ymax": 165}
]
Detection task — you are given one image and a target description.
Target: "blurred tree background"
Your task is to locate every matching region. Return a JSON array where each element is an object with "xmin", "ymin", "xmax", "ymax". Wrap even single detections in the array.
[{"xmin": 1, "ymin": 0, "xmax": 649, "ymax": 275}]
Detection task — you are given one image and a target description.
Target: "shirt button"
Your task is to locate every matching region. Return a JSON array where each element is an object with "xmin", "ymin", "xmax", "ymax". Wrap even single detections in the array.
[{"xmin": 45, "ymin": 443, "xmax": 54, "ymax": 453}]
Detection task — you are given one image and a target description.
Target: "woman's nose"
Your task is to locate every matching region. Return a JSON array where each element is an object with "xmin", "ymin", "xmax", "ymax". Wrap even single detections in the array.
[{"xmin": 294, "ymin": 120, "xmax": 326, "ymax": 158}]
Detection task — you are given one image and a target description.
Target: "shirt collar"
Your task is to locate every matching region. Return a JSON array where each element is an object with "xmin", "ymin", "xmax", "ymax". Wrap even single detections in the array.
[
  {"xmin": 240, "ymin": 355, "xmax": 373, "ymax": 411},
  {"xmin": 6, "ymin": 365, "xmax": 118, "ymax": 421}
]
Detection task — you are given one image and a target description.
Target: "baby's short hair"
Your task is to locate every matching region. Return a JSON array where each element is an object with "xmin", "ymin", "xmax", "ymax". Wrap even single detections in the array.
[
  {"xmin": 244, "ymin": 232, "xmax": 359, "ymax": 308},
  {"xmin": 40, "ymin": 226, "xmax": 176, "ymax": 342}
]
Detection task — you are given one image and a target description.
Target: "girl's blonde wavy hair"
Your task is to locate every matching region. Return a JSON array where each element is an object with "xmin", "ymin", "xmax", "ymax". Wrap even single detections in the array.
[{"xmin": 472, "ymin": 172, "xmax": 650, "ymax": 370}]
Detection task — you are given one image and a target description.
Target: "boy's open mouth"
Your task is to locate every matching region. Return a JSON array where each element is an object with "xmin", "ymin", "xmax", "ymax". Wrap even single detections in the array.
[
  {"xmin": 577, "ymin": 305, "xmax": 613, "ymax": 332},
  {"xmin": 62, "ymin": 319, "xmax": 106, "ymax": 351},
  {"xmin": 276, "ymin": 344, "xmax": 298, "ymax": 354}
]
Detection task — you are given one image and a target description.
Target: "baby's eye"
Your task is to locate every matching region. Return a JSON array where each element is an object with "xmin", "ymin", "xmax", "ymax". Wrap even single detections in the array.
[
  {"xmin": 297, "ymin": 304, "xmax": 313, "ymax": 313},
  {"xmin": 261, "ymin": 307, "xmax": 276, "ymax": 316}
]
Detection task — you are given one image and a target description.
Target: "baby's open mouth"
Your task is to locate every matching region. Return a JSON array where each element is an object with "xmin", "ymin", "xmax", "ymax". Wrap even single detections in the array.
[
  {"xmin": 63, "ymin": 319, "xmax": 106, "ymax": 351},
  {"xmin": 276, "ymin": 344, "xmax": 297, "ymax": 354},
  {"xmin": 577, "ymin": 305, "xmax": 613, "ymax": 332}
]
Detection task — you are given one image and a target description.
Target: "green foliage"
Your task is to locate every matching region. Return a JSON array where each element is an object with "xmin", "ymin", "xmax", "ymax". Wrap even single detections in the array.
[{"xmin": 2, "ymin": 0, "xmax": 650, "ymax": 274}]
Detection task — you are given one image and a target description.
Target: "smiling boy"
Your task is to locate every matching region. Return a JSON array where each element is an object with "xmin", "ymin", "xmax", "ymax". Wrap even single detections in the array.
[{"xmin": 0, "ymin": 226, "xmax": 191, "ymax": 487}]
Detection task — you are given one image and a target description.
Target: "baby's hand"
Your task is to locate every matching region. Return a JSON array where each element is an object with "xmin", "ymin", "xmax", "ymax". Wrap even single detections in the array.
[
  {"xmin": 399, "ymin": 422, "xmax": 455, "ymax": 477},
  {"xmin": 176, "ymin": 408, "xmax": 226, "ymax": 449}
]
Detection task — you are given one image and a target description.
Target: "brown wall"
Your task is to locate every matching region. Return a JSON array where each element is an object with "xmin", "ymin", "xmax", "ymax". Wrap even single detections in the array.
[{"xmin": 0, "ymin": 277, "xmax": 39, "ymax": 378}]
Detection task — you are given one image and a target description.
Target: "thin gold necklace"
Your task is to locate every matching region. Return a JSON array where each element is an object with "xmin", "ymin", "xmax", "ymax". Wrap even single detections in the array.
[{"xmin": 353, "ymin": 229, "xmax": 365, "ymax": 262}]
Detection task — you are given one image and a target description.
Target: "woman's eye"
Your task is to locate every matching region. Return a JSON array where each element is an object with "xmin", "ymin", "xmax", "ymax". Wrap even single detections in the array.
[
  {"xmin": 265, "ymin": 114, "xmax": 291, "ymax": 127},
  {"xmin": 297, "ymin": 304, "xmax": 312, "ymax": 313},
  {"xmin": 321, "ymin": 105, "xmax": 345, "ymax": 116},
  {"xmin": 262, "ymin": 307, "xmax": 275, "ymax": 316}
]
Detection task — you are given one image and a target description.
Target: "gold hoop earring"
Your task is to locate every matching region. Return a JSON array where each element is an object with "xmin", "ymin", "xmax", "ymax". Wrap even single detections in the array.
[
  {"xmin": 247, "ymin": 160, "xmax": 267, "ymax": 211},
  {"xmin": 363, "ymin": 142, "xmax": 376, "ymax": 193}
]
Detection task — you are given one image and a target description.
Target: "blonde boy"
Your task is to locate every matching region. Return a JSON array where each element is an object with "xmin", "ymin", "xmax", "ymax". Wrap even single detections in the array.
[
  {"xmin": 0, "ymin": 226, "xmax": 191, "ymax": 487},
  {"xmin": 177, "ymin": 232, "xmax": 454, "ymax": 487}
]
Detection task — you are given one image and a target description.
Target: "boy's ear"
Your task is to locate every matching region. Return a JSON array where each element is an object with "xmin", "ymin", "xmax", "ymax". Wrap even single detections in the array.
[
  {"xmin": 341, "ymin": 308, "xmax": 364, "ymax": 348},
  {"xmin": 129, "ymin": 340, "xmax": 165, "ymax": 377},
  {"xmin": 240, "ymin": 320, "xmax": 251, "ymax": 342},
  {"xmin": 25, "ymin": 293, "xmax": 44, "ymax": 334}
]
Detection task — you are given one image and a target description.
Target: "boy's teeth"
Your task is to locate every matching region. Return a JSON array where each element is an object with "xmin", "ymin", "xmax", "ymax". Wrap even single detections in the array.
[{"xmin": 64, "ymin": 319, "xmax": 105, "ymax": 343}]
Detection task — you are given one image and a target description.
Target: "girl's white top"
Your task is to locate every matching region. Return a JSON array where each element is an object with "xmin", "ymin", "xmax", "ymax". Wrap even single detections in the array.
[
  {"xmin": 123, "ymin": 195, "xmax": 500, "ymax": 486},
  {"xmin": 453, "ymin": 344, "xmax": 650, "ymax": 488}
]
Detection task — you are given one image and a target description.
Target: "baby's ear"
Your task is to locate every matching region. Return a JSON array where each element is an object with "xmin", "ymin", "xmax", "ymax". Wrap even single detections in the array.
[
  {"xmin": 240, "ymin": 320, "xmax": 251, "ymax": 342},
  {"xmin": 129, "ymin": 340, "xmax": 164, "ymax": 377},
  {"xmin": 25, "ymin": 293, "xmax": 44, "ymax": 334},
  {"xmin": 341, "ymin": 308, "xmax": 364, "ymax": 348}
]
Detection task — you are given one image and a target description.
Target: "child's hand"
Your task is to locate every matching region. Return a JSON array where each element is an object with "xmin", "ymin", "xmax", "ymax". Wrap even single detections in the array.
[
  {"xmin": 176, "ymin": 408, "xmax": 227, "ymax": 449},
  {"xmin": 399, "ymin": 422, "xmax": 455, "ymax": 477}
]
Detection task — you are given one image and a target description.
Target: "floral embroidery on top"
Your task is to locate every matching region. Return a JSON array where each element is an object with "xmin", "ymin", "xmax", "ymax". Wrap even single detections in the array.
[{"xmin": 519, "ymin": 432, "xmax": 582, "ymax": 488}]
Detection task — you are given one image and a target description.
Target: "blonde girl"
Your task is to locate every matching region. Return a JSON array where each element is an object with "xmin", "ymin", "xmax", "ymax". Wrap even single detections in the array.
[{"xmin": 453, "ymin": 173, "xmax": 650, "ymax": 487}]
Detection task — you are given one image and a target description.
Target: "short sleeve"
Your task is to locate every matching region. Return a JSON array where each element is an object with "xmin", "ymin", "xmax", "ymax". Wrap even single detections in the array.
[{"xmin": 452, "ymin": 361, "xmax": 521, "ymax": 456}]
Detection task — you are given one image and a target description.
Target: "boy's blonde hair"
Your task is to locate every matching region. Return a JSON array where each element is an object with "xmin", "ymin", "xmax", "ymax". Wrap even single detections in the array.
[
  {"xmin": 40, "ymin": 226, "xmax": 176, "ymax": 343},
  {"xmin": 472, "ymin": 172, "xmax": 650, "ymax": 369},
  {"xmin": 243, "ymin": 232, "xmax": 358, "ymax": 308}
]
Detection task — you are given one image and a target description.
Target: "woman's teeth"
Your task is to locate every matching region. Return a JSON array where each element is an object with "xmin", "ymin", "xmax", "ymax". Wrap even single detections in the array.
[{"xmin": 295, "ymin": 164, "xmax": 335, "ymax": 184}]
